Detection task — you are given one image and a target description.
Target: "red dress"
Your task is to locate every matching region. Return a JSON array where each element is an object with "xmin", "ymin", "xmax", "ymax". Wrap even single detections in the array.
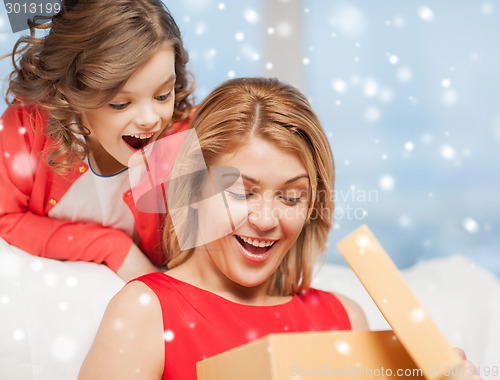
[{"xmin": 133, "ymin": 273, "xmax": 352, "ymax": 380}]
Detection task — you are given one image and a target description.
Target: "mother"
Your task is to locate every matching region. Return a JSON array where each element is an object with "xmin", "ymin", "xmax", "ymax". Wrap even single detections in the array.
[{"xmin": 79, "ymin": 77, "xmax": 368, "ymax": 380}]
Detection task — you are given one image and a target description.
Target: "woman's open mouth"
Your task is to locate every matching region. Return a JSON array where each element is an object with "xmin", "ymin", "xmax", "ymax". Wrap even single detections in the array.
[
  {"xmin": 122, "ymin": 132, "xmax": 157, "ymax": 151},
  {"xmin": 234, "ymin": 235, "xmax": 277, "ymax": 262}
]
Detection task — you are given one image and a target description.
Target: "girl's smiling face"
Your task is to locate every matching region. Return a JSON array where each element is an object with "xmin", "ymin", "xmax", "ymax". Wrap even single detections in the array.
[
  {"xmin": 81, "ymin": 45, "xmax": 176, "ymax": 175},
  {"xmin": 191, "ymin": 136, "xmax": 311, "ymax": 299}
]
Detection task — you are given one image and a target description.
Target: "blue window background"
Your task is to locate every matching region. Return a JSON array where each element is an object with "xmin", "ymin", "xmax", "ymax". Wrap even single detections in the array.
[{"xmin": 0, "ymin": 1, "xmax": 498, "ymax": 277}]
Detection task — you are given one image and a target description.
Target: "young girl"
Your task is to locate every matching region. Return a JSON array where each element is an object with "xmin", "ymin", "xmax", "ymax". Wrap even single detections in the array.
[
  {"xmin": 0, "ymin": 0, "xmax": 194, "ymax": 281},
  {"xmin": 78, "ymin": 77, "xmax": 369, "ymax": 380}
]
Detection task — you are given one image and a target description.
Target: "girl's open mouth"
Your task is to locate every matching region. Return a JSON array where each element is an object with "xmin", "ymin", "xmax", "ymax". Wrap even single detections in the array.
[
  {"xmin": 122, "ymin": 132, "xmax": 156, "ymax": 151},
  {"xmin": 234, "ymin": 235, "xmax": 277, "ymax": 262}
]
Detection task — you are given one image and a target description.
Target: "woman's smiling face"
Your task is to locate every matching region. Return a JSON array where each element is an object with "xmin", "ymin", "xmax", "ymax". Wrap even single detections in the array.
[
  {"xmin": 81, "ymin": 44, "xmax": 176, "ymax": 175},
  {"xmin": 192, "ymin": 136, "xmax": 311, "ymax": 295}
]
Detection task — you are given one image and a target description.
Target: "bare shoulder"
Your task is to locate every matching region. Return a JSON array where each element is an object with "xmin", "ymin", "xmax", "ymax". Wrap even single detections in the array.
[
  {"xmin": 78, "ymin": 281, "xmax": 164, "ymax": 380},
  {"xmin": 108, "ymin": 280, "xmax": 161, "ymax": 316},
  {"xmin": 333, "ymin": 293, "xmax": 369, "ymax": 331}
]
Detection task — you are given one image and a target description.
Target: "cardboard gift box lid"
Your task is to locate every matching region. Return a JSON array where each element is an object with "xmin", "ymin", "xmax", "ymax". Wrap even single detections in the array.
[{"xmin": 197, "ymin": 225, "xmax": 471, "ymax": 380}]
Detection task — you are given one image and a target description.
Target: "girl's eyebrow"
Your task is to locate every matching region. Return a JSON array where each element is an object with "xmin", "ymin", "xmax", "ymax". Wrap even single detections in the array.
[
  {"xmin": 118, "ymin": 74, "xmax": 176, "ymax": 94},
  {"xmin": 241, "ymin": 174, "xmax": 309, "ymax": 185}
]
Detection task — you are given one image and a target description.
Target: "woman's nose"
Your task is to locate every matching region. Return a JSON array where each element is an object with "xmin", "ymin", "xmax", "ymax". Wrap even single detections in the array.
[{"xmin": 247, "ymin": 196, "xmax": 279, "ymax": 231}]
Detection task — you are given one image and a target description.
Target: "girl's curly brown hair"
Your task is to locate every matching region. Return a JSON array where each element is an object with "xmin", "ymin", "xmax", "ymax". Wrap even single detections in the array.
[{"xmin": 5, "ymin": 0, "xmax": 194, "ymax": 172}]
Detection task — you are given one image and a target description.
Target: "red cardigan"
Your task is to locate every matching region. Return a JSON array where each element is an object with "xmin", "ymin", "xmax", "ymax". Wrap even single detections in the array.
[{"xmin": 0, "ymin": 105, "xmax": 188, "ymax": 271}]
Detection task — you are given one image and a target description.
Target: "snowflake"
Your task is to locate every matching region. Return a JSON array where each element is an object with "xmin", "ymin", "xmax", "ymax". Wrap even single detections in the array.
[
  {"xmin": 164, "ymin": 330, "xmax": 175, "ymax": 342},
  {"xmin": 11, "ymin": 153, "xmax": 38, "ymax": 179},
  {"xmin": 440, "ymin": 145, "xmax": 456, "ymax": 160},
  {"xmin": 331, "ymin": 78, "xmax": 348, "ymax": 94},
  {"xmin": 363, "ymin": 78, "xmax": 379, "ymax": 98},
  {"xmin": 441, "ymin": 78, "xmax": 451, "ymax": 88},
  {"xmin": 44, "ymin": 272, "xmax": 58, "ymax": 287},
  {"xmin": 30, "ymin": 260, "xmax": 43, "ymax": 272},
  {"xmin": 397, "ymin": 66, "xmax": 413, "ymax": 83},
  {"xmin": 235, "ymin": 32, "xmax": 245, "ymax": 42},
  {"xmin": 411, "ymin": 308, "xmax": 426, "ymax": 322},
  {"xmin": 335, "ymin": 340, "xmax": 351, "ymax": 355},
  {"xmin": 379, "ymin": 175, "xmax": 395, "ymax": 191},
  {"xmin": 421, "ymin": 133, "xmax": 434, "ymax": 145},
  {"xmin": 0, "ymin": 253, "xmax": 23, "ymax": 278},
  {"xmin": 195, "ymin": 23, "xmax": 207, "ymax": 36},
  {"xmin": 481, "ymin": 3, "xmax": 494, "ymax": 15},
  {"xmin": 388, "ymin": 55, "xmax": 399, "ymax": 65},
  {"xmin": 418, "ymin": 6, "xmax": 435, "ymax": 22},
  {"xmin": 393, "ymin": 16, "xmax": 406, "ymax": 28},
  {"xmin": 13, "ymin": 329, "xmax": 25, "ymax": 341},
  {"xmin": 463, "ymin": 218, "xmax": 479, "ymax": 234},
  {"xmin": 404, "ymin": 142, "xmax": 414, "ymax": 151},
  {"xmin": 51, "ymin": 336, "xmax": 76, "ymax": 361},
  {"xmin": 246, "ymin": 329, "xmax": 258, "ymax": 341},
  {"xmin": 365, "ymin": 106, "xmax": 380, "ymax": 122},
  {"xmin": 398, "ymin": 215, "xmax": 412, "ymax": 229},
  {"xmin": 276, "ymin": 22, "xmax": 292, "ymax": 38},
  {"xmin": 379, "ymin": 88, "xmax": 394, "ymax": 104},
  {"xmin": 139, "ymin": 293, "xmax": 152, "ymax": 305},
  {"xmin": 329, "ymin": 4, "xmax": 367, "ymax": 37},
  {"xmin": 66, "ymin": 276, "xmax": 78, "ymax": 287},
  {"xmin": 442, "ymin": 90, "xmax": 458, "ymax": 105},
  {"xmin": 243, "ymin": 8, "xmax": 259, "ymax": 24}
]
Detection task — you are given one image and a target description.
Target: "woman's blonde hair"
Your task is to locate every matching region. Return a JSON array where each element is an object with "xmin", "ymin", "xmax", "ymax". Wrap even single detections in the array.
[
  {"xmin": 5, "ymin": 0, "xmax": 194, "ymax": 171},
  {"xmin": 164, "ymin": 77, "xmax": 335, "ymax": 296}
]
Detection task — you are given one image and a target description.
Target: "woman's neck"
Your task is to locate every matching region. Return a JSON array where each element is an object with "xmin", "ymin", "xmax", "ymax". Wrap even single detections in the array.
[{"xmin": 166, "ymin": 253, "xmax": 291, "ymax": 306}]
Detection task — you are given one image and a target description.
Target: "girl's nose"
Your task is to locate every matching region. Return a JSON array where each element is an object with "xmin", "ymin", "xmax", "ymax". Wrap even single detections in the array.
[{"xmin": 136, "ymin": 102, "xmax": 160, "ymax": 128}]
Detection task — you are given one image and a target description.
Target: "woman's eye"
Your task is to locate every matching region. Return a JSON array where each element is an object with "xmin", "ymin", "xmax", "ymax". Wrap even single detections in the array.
[
  {"xmin": 280, "ymin": 191, "xmax": 308, "ymax": 205},
  {"xmin": 109, "ymin": 102, "xmax": 130, "ymax": 110},
  {"xmin": 281, "ymin": 196, "xmax": 303, "ymax": 205},
  {"xmin": 155, "ymin": 91, "xmax": 173, "ymax": 102},
  {"xmin": 225, "ymin": 190, "xmax": 252, "ymax": 201}
]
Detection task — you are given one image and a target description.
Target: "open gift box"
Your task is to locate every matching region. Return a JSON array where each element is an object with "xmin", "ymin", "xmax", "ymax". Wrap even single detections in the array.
[{"xmin": 197, "ymin": 225, "xmax": 474, "ymax": 380}]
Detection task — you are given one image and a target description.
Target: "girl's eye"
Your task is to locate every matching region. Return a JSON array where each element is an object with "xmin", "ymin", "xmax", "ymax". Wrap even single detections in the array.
[
  {"xmin": 225, "ymin": 190, "xmax": 252, "ymax": 201},
  {"xmin": 109, "ymin": 102, "xmax": 130, "ymax": 110},
  {"xmin": 155, "ymin": 91, "xmax": 173, "ymax": 102}
]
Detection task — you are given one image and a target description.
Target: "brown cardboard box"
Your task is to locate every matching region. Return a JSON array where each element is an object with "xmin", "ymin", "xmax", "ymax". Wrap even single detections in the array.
[
  {"xmin": 197, "ymin": 225, "xmax": 472, "ymax": 380},
  {"xmin": 197, "ymin": 330, "xmax": 424, "ymax": 379}
]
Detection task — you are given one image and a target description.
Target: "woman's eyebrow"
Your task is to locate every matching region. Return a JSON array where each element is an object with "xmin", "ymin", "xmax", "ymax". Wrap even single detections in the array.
[
  {"xmin": 284, "ymin": 174, "xmax": 309, "ymax": 185},
  {"xmin": 241, "ymin": 174, "xmax": 309, "ymax": 185}
]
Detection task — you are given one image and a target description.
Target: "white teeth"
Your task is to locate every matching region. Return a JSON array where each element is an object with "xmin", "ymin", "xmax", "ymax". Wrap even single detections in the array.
[
  {"xmin": 129, "ymin": 133, "xmax": 154, "ymax": 139},
  {"xmin": 238, "ymin": 235, "xmax": 275, "ymax": 247}
]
